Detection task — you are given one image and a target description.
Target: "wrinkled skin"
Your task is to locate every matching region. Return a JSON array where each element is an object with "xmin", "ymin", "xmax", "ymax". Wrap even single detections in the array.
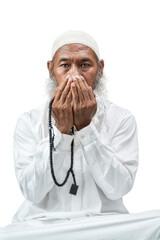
[{"xmin": 47, "ymin": 43, "xmax": 104, "ymax": 134}]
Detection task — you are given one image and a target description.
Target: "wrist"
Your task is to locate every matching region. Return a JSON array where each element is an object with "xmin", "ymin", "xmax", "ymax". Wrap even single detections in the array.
[
  {"xmin": 61, "ymin": 129, "xmax": 72, "ymax": 135},
  {"xmin": 55, "ymin": 124, "xmax": 72, "ymax": 135},
  {"xmin": 76, "ymin": 121, "xmax": 91, "ymax": 131}
]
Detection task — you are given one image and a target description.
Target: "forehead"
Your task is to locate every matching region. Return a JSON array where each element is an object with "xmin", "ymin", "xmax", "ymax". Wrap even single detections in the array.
[{"xmin": 53, "ymin": 43, "xmax": 97, "ymax": 61}]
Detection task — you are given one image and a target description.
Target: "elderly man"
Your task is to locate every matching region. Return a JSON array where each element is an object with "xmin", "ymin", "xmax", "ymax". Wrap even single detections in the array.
[{"xmin": 0, "ymin": 30, "xmax": 160, "ymax": 240}]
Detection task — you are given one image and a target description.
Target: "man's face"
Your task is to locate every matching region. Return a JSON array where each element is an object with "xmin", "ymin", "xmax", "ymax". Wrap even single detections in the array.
[{"xmin": 47, "ymin": 43, "xmax": 104, "ymax": 88}]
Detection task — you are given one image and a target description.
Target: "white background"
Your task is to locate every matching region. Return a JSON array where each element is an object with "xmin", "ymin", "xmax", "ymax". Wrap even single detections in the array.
[{"xmin": 0, "ymin": 0, "xmax": 160, "ymax": 228}]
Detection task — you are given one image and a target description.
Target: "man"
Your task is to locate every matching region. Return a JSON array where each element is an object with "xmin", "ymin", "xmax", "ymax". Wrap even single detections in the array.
[
  {"xmin": 12, "ymin": 30, "xmax": 139, "ymax": 222},
  {"xmin": 1, "ymin": 30, "xmax": 160, "ymax": 240}
]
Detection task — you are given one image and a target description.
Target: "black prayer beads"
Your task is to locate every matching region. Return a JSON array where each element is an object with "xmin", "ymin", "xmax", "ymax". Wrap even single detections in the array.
[{"xmin": 49, "ymin": 97, "xmax": 79, "ymax": 195}]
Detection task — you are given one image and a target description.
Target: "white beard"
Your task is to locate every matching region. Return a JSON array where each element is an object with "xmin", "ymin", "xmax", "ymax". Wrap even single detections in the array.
[{"xmin": 43, "ymin": 72, "xmax": 108, "ymax": 102}]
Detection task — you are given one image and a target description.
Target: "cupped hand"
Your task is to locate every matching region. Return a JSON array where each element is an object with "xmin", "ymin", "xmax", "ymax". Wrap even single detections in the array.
[
  {"xmin": 51, "ymin": 75, "xmax": 73, "ymax": 135},
  {"xmin": 71, "ymin": 75, "xmax": 97, "ymax": 131}
]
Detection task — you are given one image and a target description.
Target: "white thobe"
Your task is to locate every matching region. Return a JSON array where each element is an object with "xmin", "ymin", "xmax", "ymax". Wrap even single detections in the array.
[
  {"xmin": 1, "ymin": 96, "xmax": 160, "ymax": 240},
  {"xmin": 11, "ymin": 96, "xmax": 139, "ymax": 222}
]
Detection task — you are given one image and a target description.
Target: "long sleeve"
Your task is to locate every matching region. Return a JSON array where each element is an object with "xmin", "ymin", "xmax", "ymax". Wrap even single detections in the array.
[
  {"xmin": 76, "ymin": 110, "xmax": 139, "ymax": 201},
  {"xmin": 13, "ymin": 112, "xmax": 73, "ymax": 204}
]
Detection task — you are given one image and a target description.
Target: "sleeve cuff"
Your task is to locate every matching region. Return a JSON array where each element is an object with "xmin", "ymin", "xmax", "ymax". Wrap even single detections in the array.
[
  {"xmin": 53, "ymin": 125, "xmax": 74, "ymax": 150},
  {"xmin": 76, "ymin": 121, "xmax": 99, "ymax": 146}
]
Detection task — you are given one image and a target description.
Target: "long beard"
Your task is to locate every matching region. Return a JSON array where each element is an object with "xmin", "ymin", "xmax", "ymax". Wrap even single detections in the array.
[{"xmin": 43, "ymin": 72, "xmax": 108, "ymax": 102}]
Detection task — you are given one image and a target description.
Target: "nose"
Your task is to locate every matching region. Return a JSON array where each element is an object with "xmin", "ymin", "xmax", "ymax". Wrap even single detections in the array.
[{"xmin": 68, "ymin": 64, "xmax": 80, "ymax": 76}]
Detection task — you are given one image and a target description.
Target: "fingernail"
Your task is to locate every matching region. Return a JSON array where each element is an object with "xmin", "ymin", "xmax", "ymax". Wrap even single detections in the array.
[
  {"xmin": 66, "ymin": 74, "xmax": 70, "ymax": 79},
  {"xmin": 69, "ymin": 77, "xmax": 73, "ymax": 82},
  {"xmin": 72, "ymin": 76, "xmax": 77, "ymax": 81},
  {"xmin": 67, "ymin": 77, "xmax": 72, "ymax": 84}
]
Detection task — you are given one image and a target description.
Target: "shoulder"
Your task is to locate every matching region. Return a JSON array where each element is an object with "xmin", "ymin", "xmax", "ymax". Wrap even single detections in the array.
[
  {"xmin": 15, "ymin": 101, "xmax": 49, "ymax": 131},
  {"xmin": 97, "ymin": 96, "xmax": 137, "ymax": 131},
  {"xmin": 108, "ymin": 100, "xmax": 135, "ymax": 121}
]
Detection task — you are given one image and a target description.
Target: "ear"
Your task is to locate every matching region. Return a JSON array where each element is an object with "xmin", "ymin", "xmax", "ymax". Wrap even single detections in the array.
[
  {"xmin": 99, "ymin": 59, "xmax": 104, "ymax": 77},
  {"xmin": 47, "ymin": 60, "xmax": 52, "ymax": 75}
]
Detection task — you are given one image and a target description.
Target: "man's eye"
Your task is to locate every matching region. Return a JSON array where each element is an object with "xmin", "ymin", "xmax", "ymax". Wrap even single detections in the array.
[
  {"xmin": 61, "ymin": 64, "xmax": 69, "ymax": 68},
  {"xmin": 81, "ymin": 63, "xmax": 89, "ymax": 67}
]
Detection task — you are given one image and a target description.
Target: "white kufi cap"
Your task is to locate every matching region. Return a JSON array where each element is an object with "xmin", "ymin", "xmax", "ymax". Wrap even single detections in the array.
[{"xmin": 51, "ymin": 30, "xmax": 100, "ymax": 60}]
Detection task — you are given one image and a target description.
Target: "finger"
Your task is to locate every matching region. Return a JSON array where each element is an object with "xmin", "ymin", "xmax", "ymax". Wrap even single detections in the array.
[
  {"xmin": 72, "ymin": 76, "xmax": 85, "ymax": 102},
  {"xmin": 89, "ymin": 86, "xmax": 96, "ymax": 99},
  {"xmin": 79, "ymin": 75, "xmax": 96, "ymax": 98},
  {"xmin": 71, "ymin": 82, "xmax": 79, "ymax": 105},
  {"xmin": 79, "ymin": 76, "xmax": 96, "ymax": 99},
  {"xmin": 65, "ymin": 89, "xmax": 72, "ymax": 105},
  {"xmin": 82, "ymin": 80, "xmax": 94, "ymax": 100},
  {"xmin": 77, "ymin": 76, "xmax": 90, "ymax": 101},
  {"xmin": 75, "ymin": 80, "xmax": 84, "ymax": 102},
  {"xmin": 74, "ymin": 75, "xmax": 90, "ymax": 101},
  {"xmin": 55, "ymin": 75, "xmax": 71, "ymax": 101},
  {"xmin": 60, "ymin": 77, "xmax": 72, "ymax": 103}
]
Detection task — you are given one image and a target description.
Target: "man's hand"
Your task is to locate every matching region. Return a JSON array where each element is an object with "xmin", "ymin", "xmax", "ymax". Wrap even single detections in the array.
[
  {"xmin": 51, "ymin": 75, "xmax": 73, "ymax": 135},
  {"xmin": 71, "ymin": 75, "xmax": 97, "ymax": 131}
]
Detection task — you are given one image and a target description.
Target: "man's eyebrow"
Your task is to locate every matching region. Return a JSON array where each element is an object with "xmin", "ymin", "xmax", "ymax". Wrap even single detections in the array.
[
  {"xmin": 58, "ymin": 58, "xmax": 93, "ymax": 64},
  {"xmin": 80, "ymin": 58, "xmax": 93, "ymax": 63},
  {"xmin": 58, "ymin": 58, "xmax": 69, "ymax": 64}
]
